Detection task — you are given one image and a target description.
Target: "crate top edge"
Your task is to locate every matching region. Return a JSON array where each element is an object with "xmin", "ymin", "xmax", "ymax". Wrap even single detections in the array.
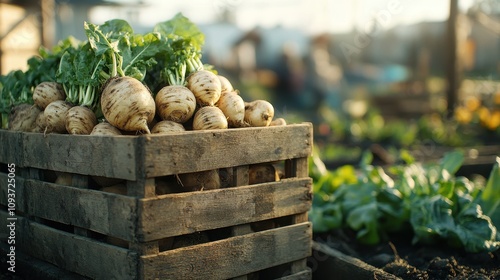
[{"xmin": 0, "ymin": 122, "xmax": 312, "ymax": 139}]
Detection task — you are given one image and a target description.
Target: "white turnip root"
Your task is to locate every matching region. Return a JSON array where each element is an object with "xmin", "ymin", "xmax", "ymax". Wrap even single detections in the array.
[
  {"xmin": 55, "ymin": 172, "xmax": 73, "ymax": 186},
  {"xmin": 44, "ymin": 100, "xmax": 73, "ymax": 133},
  {"xmin": 32, "ymin": 110, "xmax": 46, "ymax": 133},
  {"xmin": 156, "ymin": 176, "xmax": 183, "ymax": 195},
  {"xmin": 176, "ymin": 169, "xmax": 220, "ymax": 191},
  {"xmin": 100, "ymin": 76, "xmax": 155, "ymax": 134},
  {"xmin": 187, "ymin": 70, "xmax": 222, "ymax": 106},
  {"xmin": 216, "ymin": 91, "xmax": 246, "ymax": 128},
  {"xmin": 192, "ymin": 106, "xmax": 228, "ymax": 130},
  {"xmin": 249, "ymin": 164, "xmax": 279, "ymax": 184},
  {"xmin": 65, "ymin": 106, "xmax": 97, "ymax": 135},
  {"xmin": 244, "ymin": 100, "xmax": 274, "ymax": 127},
  {"xmin": 151, "ymin": 120, "xmax": 186, "ymax": 134},
  {"xmin": 155, "ymin": 85, "xmax": 196, "ymax": 123},
  {"xmin": 33, "ymin": 82, "xmax": 66, "ymax": 110},
  {"xmin": 90, "ymin": 122, "xmax": 122, "ymax": 136},
  {"xmin": 8, "ymin": 104, "xmax": 41, "ymax": 131},
  {"xmin": 270, "ymin": 117, "xmax": 287, "ymax": 126},
  {"xmin": 218, "ymin": 75, "xmax": 234, "ymax": 93}
]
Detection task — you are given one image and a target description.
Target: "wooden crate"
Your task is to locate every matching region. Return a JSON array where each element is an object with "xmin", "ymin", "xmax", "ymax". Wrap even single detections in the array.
[{"xmin": 0, "ymin": 123, "xmax": 313, "ymax": 280}]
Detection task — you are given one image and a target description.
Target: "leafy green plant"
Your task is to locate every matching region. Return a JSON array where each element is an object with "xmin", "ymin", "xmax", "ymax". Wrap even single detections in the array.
[{"xmin": 310, "ymin": 150, "xmax": 500, "ymax": 253}]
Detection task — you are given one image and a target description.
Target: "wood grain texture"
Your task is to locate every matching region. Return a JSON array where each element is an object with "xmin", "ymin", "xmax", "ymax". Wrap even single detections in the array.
[
  {"xmin": 138, "ymin": 178, "xmax": 312, "ymax": 241},
  {"xmin": 0, "ymin": 123, "xmax": 312, "ymax": 181},
  {"xmin": 140, "ymin": 222, "xmax": 312, "ymax": 280},
  {"xmin": 1, "ymin": 176, "xmax": 138, "ymax": 241},
  {"xmin": 0, "ymin": 131, "xmax": 139, "ymax": 180},
  {"xmin": 143, "ymin": 123, "xmax": 313, "ymax": 177},
  {"xmin": 0, "ymin": 210, "xmax": 138, "ymax": 280}
]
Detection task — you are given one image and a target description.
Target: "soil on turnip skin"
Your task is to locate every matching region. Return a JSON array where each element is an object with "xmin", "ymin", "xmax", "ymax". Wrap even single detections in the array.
[{"xmin": 314, "ymin": 229, "xmax": 500, "ymax": 280}]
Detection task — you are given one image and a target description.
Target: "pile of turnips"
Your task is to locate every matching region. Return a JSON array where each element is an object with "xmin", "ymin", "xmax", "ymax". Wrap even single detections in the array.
[{"xmin": 1, "ymin": 14, "xmax": 287, "ymax": 135}]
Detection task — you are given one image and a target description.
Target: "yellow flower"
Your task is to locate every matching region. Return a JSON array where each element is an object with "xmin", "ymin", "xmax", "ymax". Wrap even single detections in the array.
[
  {"xmin": 465, "ymin": 97, "xmax": 481, "ymax": 112},
  {"xmin": 478, "ymin": 106, "xmax": 491, "ymax": 124},
  {"xmin": 485, "ymin": 110, "xmax": 500, "ymax": 130},
  {"xmin": 454, "ymin": 106, "xmax": 472, "ymax": 124},
  {"xmin": 495, "ymin": 92, "xmax": 500, "ymax": 105}
]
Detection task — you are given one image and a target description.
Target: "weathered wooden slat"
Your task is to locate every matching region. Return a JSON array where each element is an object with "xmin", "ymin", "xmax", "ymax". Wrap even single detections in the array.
[
  {"xmin": 0, "ymin": 210, "xmax": 138, "ymax": 280},
  {"xmin": 138, "ymin": 178, "xmax": 312, "ymax": 241},
  {"xmin": 143, "ymin": 123, "xmax": 313, "ymax": 177},
  {"xmin": 10, "ymin": 178, "xmax": 138, "ymax": 241},
  {"xmin": 276, "ymin": 269, "xmax": 312, "ymax": 280},
  {"xmin": 140, "ymin": 222, "xmax": 312, "ymax": 280},
  {"xmin": 0, "ymin": 132, "xmax": 138, "ymax": 180},
  {"xmin": 0, "ymin": 123, "xmax": 312, "ymax": 179},
  {"xmin": 0, "ymin": 130, "xmax": 22, "ymax": 165},
  {"xmin": 0, "ymin": 172, "xmax": 14, "ymax": 206}
]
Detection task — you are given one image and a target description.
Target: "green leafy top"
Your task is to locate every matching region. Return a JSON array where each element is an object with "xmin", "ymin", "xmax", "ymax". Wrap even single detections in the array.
[
  {"xmin": 310, "ymin": 150, "xmax": 500, "ymax": 253},
  {"xmin": 84, "ymin": 19, "xmax": 161, "ymax": 81},
  {"xmin": 153, "ymin": 13, "xmax": 205, "ymax": 86}
]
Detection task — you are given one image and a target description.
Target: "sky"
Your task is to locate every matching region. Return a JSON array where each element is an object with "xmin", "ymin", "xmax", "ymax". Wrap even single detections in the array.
[{"xmin": 91, "ymin": 0, "xmax": 476, "ymax": 34}]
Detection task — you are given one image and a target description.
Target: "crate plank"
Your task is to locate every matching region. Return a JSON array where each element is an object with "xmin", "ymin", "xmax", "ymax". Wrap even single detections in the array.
[
  {"xmin": 143, "ymin": 123, "xmax": 313, "ymax": 177},
  {"xmin": 0, "ymin": 210, "xmax": 138, "ymax": 280},
  {"xmin": 0, "ymin": 174, "xmax": 138, "ymax": 241},
  {"xmin": 138, "ymin": 178, "xmax": 312, "ymax": 241},
  {"xmin": 140, "ymin": 222, "xmax": 312, "ymax": 280},
  {"xmin": 0, "ymin": 123, "xmax": 312, "ymax": 180},
  {"xmin": 0, "ymin": 130, "xmax": 22, "ymax": 165},
  {"xmin": 0, "ymin": 131, "xmax": 139, "ymax": 180}
]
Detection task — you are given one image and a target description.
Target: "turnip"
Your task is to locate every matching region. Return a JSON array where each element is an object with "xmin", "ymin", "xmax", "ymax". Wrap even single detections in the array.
[
  {"xmin": 151, "ymin": 120, "xmax": 186, "ymax": 134},
  {"xmin": 55, "ymin": 172, "xmax": 73, "ymax": 186},
  {"xmin": 32, "ymin": 110, "xmax": 46, "ymax": 133},
  {"xmin": 65, "ymin": 106, "xmax": 98, "ymax": 135},
  {"xmin": 44, "ymin": 100, "xmax": 73, "ymax": 133},
  {"xmin": 216, "ymin": 91, "xmax": 246, "ymax": 128},
  {"xmin": 156, "ymin": 176, "xmax": 183, "ymax": 195},
  {"xmin": 187, "ymin": 70, "xmax": 222, "ymax": 106},
  {"xmin": 90, "ymin": 122, "xmax": 122, "ymax": 136},
  {"xmin": 32, "ymin": 81, "xmax": 66, "ymax": 110},
  {"xmin": 244, "ymin": 100, "xmax": 275, "ymax": 127},
  {"xmin": 192, "ymin": 106, "xmax": 228, "ymax": 130},
  {"xmin": 177, "ymin": 169, "xmax": 220, "ymax": 191},
  {"xmin": 8, "ymin": 104, "xmax": 41, "ymax": 131},
  {"xmin": 218, "ymin": 75, "xmax": 234, "ymax": 93},
  {"xmin": 270, "ymin": 117, "xmax": 287, "ymax": 126},
  {"xmin": 249, "ymin": 164, "xmax": 279, "ymax": 184},
  {"xmin": 155, "ymin": 85, "xmax": 196, "ymax": 123},
  {"xmin": 100, "ymin": 76, "xmax": 156, "ymax": 134}
]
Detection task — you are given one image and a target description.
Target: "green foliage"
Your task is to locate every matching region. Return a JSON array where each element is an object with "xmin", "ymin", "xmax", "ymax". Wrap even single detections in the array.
[
  {"xmin": 310, "ymin": 150, "xmax": 500, "ymax": 253},
  {"xmin": 152, "ymin": 13, "xmax": 205, "ymax": 87}
]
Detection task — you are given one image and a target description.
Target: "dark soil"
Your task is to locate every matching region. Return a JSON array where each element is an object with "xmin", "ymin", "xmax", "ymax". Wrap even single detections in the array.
[{"xmin": 314, "ymin": 229, "xmax": 500, "ymax": 280}]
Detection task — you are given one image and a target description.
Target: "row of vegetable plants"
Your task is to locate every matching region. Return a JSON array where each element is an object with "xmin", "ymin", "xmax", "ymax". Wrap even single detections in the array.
[
  {"xmin": 309, "ymin": 147, "xmax": 500, "ymax": 254},
  {"xmin": 0, "ymin": 13, "xmax": 284, "ymax": 136}
]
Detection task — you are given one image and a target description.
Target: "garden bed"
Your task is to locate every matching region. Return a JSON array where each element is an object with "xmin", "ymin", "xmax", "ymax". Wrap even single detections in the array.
[{"xmin": 311, "ymin": 229, "xmax": 500, "ymax": 280}]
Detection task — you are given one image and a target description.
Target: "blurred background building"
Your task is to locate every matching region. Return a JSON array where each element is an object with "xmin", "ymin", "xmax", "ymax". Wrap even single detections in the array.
[{"xmin": 1, "ymin": 0, "xmax": 499, "ymax": 121}]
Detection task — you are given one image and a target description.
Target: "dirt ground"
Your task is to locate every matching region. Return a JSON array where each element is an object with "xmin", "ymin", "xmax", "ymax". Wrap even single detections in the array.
[{"xmin": 315, "ymin": 229, "xmax": 500, "ymax": 280}]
